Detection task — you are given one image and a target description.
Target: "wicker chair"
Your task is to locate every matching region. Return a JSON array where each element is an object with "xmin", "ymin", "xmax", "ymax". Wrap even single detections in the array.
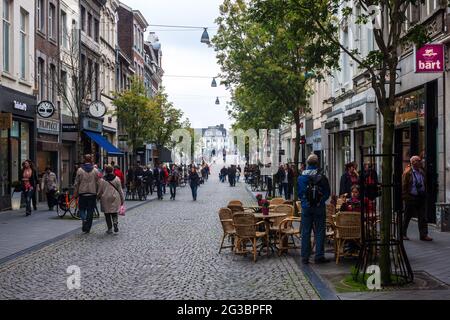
[
  {"xmin": 228, "ymin": 204, "xmax": 245, "ymax": 214},
  {"xmin": 270, "ymin": 198, "xmax": 285, "ymax": 206},
  {"xmin": 277, "ymin": 217, "xmax": 301, "ymax": 255},
  {"xmin": 334, "ymin": 212, "xmax": 361, "ymax": 264},
  {"xmin": 326, "ymin": 204, "xmax": 336, "ymax": 243},
  {"xmin": 218, "ymin": 208, "xmax": 236, "ymax": 254},
  {"xmin": 227, "ymin": 200, "xmax": 243, "ymax": 207},
  {"xmin": 283, "ymin": 200, "xmax": 294, "ymax": 205},
  {"xmin": 233, "ymin": 213, "xmax": 269, "ymax": 262},
  {"xmin": 269, "ymin": 205, "xmax": 294, "ymax": 233}
]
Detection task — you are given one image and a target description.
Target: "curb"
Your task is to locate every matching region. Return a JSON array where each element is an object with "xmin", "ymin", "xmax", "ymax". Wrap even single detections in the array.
[
  {"xmin": 0, "ymin": 197, "xmax": 156, "ymax": 266},
  {"xmin": 245, "ymin": 183, "xmax": 339, "ymax": 300}
]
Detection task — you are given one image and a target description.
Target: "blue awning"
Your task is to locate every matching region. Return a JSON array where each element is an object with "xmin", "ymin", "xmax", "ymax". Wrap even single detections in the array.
[{"xmin": 84, "ymin": 131, "xmax": 124, "ymax": 157}]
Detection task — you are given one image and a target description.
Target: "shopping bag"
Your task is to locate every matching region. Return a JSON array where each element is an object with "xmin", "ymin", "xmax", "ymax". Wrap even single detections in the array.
[{"xmin": 119, "ymin": 204, "xmax": 126, "ymax": 216}]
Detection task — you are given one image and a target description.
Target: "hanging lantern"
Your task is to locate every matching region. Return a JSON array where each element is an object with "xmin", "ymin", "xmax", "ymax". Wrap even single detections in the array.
[
  {"xmin": 211, "ymin": 77, "xmax": 217, "ymax": 87},
  {"xmin": 200, "ymin": 28, "xmax": 210, "ymax": 45},
  {"xmin": 215, "ymin": 97, "xmax": 220, "ymax": 105}
]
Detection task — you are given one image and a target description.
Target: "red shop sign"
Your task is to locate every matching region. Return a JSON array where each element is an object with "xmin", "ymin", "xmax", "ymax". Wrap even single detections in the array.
[{"xmin": 415, "ymin": 44, "xmax": 445, "ymax": 73}]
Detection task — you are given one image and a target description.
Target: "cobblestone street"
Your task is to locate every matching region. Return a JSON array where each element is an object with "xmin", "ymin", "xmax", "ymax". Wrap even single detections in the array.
[{"xmin": 0, "ymin": 164, "xmax": 319, "ymax": 300}]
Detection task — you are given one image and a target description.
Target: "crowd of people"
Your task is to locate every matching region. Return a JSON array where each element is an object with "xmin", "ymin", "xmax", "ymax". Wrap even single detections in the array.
[{"xmin": 18, "ymin": 154, "xmax": 211, "ymax": 234}]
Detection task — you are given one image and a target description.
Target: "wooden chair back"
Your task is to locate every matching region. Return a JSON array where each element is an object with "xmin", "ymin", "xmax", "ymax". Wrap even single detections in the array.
[{"xmin": 271, "ymin": 205, "xmax": 294, "ymax": 227}]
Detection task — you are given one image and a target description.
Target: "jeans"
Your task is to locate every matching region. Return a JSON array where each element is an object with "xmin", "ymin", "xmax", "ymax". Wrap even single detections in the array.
[
  {"xmin": 24, "ymin": 189, "xmax": 34, "ymax": 215},
  {"xmin": 282, "ymin": 183, "xmax": 292, "ymax": 199},
  {"xmin": 190, "ymin": 184, "xmax": 198, "ymax": 200},
  {"xmin": 301, "ymin": 206, "xmax": 326, "ymax": 260},
  {"xmin": 170, "ymin": 182, "xmax": 177, "ymax": 199},
  {"xmin": 78, "ymin": 195, "xmax": 97, "ymax": 232},
  {"xmin": 162, "ymin": 183, "xmax": 166, "ymax": 194},
  {"xmin": 156, "ymin": 182, "xmax": 163, "ymax": 199}
]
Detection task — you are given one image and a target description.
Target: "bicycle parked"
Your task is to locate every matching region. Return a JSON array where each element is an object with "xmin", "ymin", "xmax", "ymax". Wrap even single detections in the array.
[{"xmin": 56, "ymin": 188, "xmax": 99, "ymax": 219}]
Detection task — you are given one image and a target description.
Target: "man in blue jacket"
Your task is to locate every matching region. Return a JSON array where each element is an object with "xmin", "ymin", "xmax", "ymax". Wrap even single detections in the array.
[{"xmin": 298, "ymin": 154, "xmax": 331, "ymax": 264}]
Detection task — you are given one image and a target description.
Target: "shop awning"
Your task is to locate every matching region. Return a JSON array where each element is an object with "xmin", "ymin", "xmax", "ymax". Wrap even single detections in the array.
[{"xmin": 84, "ymin": 131, "xmax": 124, "ymax": 157}]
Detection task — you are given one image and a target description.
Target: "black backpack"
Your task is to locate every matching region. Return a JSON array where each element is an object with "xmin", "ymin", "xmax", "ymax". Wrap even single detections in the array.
[{"xmin": 306, "ymin": 174, "xmax": 323, "ymax": 207}]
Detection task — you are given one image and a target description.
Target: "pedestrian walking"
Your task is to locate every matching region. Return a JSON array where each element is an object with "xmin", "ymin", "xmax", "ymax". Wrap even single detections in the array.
[
  {"xmin": 144, "ymin": 165, "xmax": 154, "ymax": 196},
  {"xmin": 402, "ymin": 155, "xmax": 432, "ymax": 241},
  {"xmin": 189, "ymin": 167, "xmax": 200, "ymax": 201},
  {"xmin": 74, "ymin": 154, "xmax": 101, "ymax": 234},
  {"xmin": 153, "ymin": 164, "xmax": 165, "ymax": 200},
  {"xmin": 168, "ymin": 165, "xmax": 179, "ymax": 200},
  {"xmin": 162, "ymin": 165, "xmax": 169, "ymax": 194},
  {"xmin": 298, "ymin": 154, "xmax": 331, "ymax": 264},
  {"xmin": 20, "ymin": 160, "xmax": 39, "ymax": 216},
  {"xmin": 43, "ymin": 167, "xmax": 58, "ymax": 211},
  {"xmin": 97, "ymin": 165, "xmax": 124, "ymax": 234}
]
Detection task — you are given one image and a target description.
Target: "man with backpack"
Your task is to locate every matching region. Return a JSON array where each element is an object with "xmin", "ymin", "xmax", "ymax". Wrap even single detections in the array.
[{"xmin": 298, "ymin": 154, "xmax": 331, "ymax": 264}]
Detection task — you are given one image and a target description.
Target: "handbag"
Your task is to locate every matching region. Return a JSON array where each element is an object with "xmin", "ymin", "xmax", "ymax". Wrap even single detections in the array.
[{"xmin": 119, "ymin": 204, "xmax": 126, "ymax": 216}]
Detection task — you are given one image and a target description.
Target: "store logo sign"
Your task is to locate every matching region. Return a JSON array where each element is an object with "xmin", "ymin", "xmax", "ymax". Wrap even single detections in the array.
[
  {"xmin": 415, "ymin": 44, "xmax": 444, "ymax": 73},
  {"xmin": 13, "ymin": 101, "xmax": 27, "ymax": 111},
  {"xmin": 37, "ymin": 119, "xmax": 59, "ymax": 135}
]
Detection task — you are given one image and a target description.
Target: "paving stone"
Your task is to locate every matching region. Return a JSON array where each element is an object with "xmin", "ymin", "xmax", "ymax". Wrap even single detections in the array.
[{"xmin": 0, "ymin": 165, "xmax": 318, "ymax": 300}]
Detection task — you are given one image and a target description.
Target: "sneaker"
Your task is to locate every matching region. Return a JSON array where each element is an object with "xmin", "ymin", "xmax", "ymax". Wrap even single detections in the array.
[
  {"xmin": 420, "ymin": 236, "xmax": 433, "ymax": 241},
  {"xmin": 301, "ymin": 258, "xmax": 309, "ymax": 265},
  {"xmin": 403, "ymin": 236, "xmax": 410, "ymax": 241},
  {"xmin": 114, "ymin": 224, "xmax": 119, "ymax": 233},
  {"xmin": 106, "ymin": 229, "xmax": 113, "ymax": 235}
]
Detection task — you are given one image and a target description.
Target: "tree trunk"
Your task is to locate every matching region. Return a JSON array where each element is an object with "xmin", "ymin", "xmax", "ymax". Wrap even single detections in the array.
[
  {"xmin": 293, "ymin": 111, "xmax": 301, "ymax": 216},
  {"xmin": 380, "ymin": 108, "xmax": 395, "ymax": 285}
]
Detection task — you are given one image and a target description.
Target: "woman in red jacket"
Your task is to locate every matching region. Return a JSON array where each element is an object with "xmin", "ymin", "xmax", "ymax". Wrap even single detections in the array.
[{"xmin": 113, "ymin": 165, "xmax": 125, "ymax": 188}]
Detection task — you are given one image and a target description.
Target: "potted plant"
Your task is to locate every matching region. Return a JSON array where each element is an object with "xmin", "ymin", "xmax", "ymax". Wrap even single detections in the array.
[
  {"xmin": 261, "ymin": 199, "xmax": 270, "ymax": 216},
  {"xmin": 256, "ymin": 194, "xmax": 263, "ymax": 206},
  {"xmin": 10, "ymin": 181, "xmax": 22, "ymax": 211}
]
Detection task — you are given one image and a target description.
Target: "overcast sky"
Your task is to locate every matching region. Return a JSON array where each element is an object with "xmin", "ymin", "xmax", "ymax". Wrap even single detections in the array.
[{"xmin": 122, "ymin": 0, "xmax": 232, "ymax": 130}]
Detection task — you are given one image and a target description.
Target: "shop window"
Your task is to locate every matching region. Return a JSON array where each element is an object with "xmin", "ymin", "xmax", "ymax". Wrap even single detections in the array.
[
  {"xmin": 0, "ymin": 129, "xmax": 8, "ymax": 197},
  {"xmin": 11, "ymin": 121, "xmax": 19, "ymax": 138},
  {"xmin": 20, "ymin": 122, "xmax": 29, "ymax": 163}
]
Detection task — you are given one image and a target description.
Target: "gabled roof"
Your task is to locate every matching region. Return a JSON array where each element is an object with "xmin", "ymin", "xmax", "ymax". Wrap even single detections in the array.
[{"xmin": 133, "ymin": 10, "xmax": 149, "ymax": 29}]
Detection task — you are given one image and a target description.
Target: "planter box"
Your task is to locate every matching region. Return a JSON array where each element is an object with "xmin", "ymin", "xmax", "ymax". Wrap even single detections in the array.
[{"xmin": 11, "ymin": 191, "xmax": 22, "ymax": 211}]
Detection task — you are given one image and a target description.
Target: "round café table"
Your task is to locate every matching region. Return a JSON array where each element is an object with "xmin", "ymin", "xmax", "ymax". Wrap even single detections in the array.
[{"xmin": 254, "ymin": 212, "xmax": 288, "ymax": 255}]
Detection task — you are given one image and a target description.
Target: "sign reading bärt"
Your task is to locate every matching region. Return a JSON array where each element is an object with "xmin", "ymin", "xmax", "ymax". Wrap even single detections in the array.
[{"xmin": 415, "ymin": 44, "xmax": 445, "ymax": 73}]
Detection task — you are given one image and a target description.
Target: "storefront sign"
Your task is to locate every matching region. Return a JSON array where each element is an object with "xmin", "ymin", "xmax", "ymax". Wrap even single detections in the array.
[
  {"xmin": 0, "ymin": 113, "xmax": 12, "ymax": 129},
  {"xmin": 37, "ymin": 119, "xmax": 59, "ymax": 135},
  {"xmin": 37, "ymin": 101, "xmax": 55, "ymax": 118},
  {"xmin": 343, "ymin": 111, "xmax": 363, "ymax": 124},
  {"xmin": 118, "ymin": 134, "xmax": 128, "ymax": 141},
  {"xmin": 62, "ymin": 124, "xmax": 79, "ymax": 132},
  {"xmin": 82, "ymin": 117, "xmax": 103, "ymax": 133},
  {"xmin": 415, "ymin": 44, "xmax": 444, "ymax": 73},
  {"xmin": 13, "ymin": 101, "xmax": 27, "ymax": 112},
  {"xmin": 325, "ymin": 119, "xmax": 340, "ymax": 130}
]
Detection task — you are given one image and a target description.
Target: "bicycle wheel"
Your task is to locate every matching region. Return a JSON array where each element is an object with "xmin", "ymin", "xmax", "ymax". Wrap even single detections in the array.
[{"xmin": 69, "ymin": 199, "xmax": 81, "ymax": 220}]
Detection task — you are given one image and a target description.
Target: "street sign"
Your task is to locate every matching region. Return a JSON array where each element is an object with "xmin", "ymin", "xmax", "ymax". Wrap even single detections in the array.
[
  {"xmin": 62, "ymin": 124, "xmax": 79, "ymax": 132},
  {"xmin": 118, "ymin": 134, "xmax": 128, "ymax": 141},
  {"xmin": 37, "ymin": 118, "xmax": 59, "ymax": 135},
  {"xmin": 0, "ymin": 113, "xmax": 12, "ymax": 129},
  {"xmin": 279, "ymin": 150, "xmax": 285, "ymax": 155}
]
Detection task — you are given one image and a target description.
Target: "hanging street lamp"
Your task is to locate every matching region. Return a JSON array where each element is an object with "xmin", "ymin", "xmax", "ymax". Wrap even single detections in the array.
[
  {"xmin": 201, "ymin": 28, "xmax": 210, "ymax": 45},
  {"xmin": 211, "ymin": 77, "xmax": 217, "ymax": 87},
  {"xmin": 215, "ymin": 97, "xmax": 220, "ymax": 105}
]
